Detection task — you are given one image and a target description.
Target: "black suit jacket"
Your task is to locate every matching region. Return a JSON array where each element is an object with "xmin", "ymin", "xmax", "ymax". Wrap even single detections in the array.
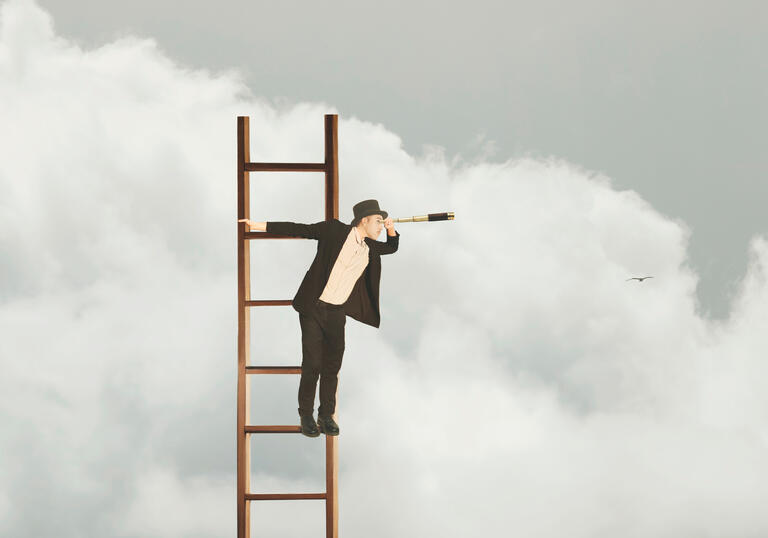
[{"xmin": 266, "ymin": 219, "xmax": 400, "ymax": 328}]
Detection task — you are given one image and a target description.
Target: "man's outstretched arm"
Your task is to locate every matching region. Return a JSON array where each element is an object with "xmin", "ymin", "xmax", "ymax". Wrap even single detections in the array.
[{"xmin": 238, "ymin": 219, "xmax": 327, "ymax": 240}]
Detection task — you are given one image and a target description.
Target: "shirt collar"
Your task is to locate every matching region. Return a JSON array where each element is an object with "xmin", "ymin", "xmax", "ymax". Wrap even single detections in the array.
[{"xmin": 353, "ymin": 226, "xmax": 364, "ymax": 245}]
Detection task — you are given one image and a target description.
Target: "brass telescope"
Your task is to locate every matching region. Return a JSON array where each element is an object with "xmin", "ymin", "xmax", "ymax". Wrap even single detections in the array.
[{"xmin": 393, "ymin": 212, "xmax": 455, "ymax": 223}]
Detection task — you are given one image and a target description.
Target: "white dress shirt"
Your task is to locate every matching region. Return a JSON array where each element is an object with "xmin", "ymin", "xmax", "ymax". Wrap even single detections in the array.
[{"xmin": 318, "ymin": 226, "xmax": 370, "ymax": 304}]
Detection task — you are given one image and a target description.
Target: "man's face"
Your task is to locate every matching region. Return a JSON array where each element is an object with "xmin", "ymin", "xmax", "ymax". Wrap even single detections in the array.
[{"xmin": 361, "ymin": 214, "xmax": 384, "ymax": 239}]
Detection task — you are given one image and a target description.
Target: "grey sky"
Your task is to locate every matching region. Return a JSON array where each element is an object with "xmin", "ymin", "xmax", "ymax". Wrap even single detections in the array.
[
  {"xmin": 3, "ymin": 1, "xmax": 768, "ymax": 536},
  {"xmin": 37, "ymin": 0, "xmax": 768, "ymax": 320}
]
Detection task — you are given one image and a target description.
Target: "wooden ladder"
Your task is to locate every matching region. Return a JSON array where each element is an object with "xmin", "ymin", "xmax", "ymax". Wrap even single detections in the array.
[{"xmin": 237, "ymin": 114, "xmax": 340, "ymax": 538}]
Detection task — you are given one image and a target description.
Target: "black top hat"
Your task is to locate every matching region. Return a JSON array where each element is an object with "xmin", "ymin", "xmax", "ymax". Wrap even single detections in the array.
[{"xmin": 351, "ymin": 199, "xmax": 388, "ymax": 226}]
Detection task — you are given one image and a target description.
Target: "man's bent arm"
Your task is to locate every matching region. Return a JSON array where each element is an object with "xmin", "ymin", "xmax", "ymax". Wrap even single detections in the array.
[{"xmin": 370, "ymin": 230, "xmax": 399, "ymax": 255}]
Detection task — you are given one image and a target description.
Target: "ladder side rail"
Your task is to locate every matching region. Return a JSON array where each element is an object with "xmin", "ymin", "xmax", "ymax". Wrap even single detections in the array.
[
  {"xmin": 237, "ymin": 116, "xmax": 252, "ymax": 538},
  {"xmin": 323, "ymin": 114, "xmax": 340, "ymax": 538}
]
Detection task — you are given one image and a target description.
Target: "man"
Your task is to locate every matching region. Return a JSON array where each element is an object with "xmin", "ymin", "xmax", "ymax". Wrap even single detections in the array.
[{"xmin": 239, "ymin": 199, "xmax": 400, "ymax": 437}]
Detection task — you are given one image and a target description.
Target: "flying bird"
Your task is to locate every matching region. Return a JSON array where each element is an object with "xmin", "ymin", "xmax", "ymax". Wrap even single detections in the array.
[{"xmin": 626, "ymin": 276, "xmax": 654, "ymax": 282}]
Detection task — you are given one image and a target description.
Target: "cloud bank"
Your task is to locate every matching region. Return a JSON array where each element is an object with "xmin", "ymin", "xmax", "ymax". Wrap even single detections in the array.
[{"xmin": 1, "ymin": 0, "xmax": 767, "ymax": 536}]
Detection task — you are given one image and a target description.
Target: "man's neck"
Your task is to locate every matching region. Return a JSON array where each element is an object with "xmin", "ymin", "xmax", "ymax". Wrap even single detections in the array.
[{"xmin": 354, "ymin": 225, "xmax": 366, "ymax": 242}]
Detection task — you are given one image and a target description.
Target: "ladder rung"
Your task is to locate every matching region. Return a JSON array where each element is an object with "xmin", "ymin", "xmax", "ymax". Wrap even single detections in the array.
[
  {"xmin": 244, "ymin": 162, "xmax": 326, "ymax": 172},
  {"xmin": 246, "ymin": 493, "xmax": 327, "ymax": 501},
  {"xmin": 246, "ymin": 366, "xmax": 301, "ymax": 374},
  {"xmin": 244, "ymin": 231, "xmax": 305, "ymax": 240},
  {"xmin": 245, "ymin": 425, "xmax": 302, "ymax": 433},
  {"xmin": 245, "ymin": 299, "xmax": 292, "ymax": 306}
]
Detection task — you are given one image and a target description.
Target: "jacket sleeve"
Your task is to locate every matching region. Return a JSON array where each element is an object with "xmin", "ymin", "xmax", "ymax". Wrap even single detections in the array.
[
  {"xmin": 266, "ymin": 220, "xmax": 328, "ymax": 240},
  {"xmin": 368, "ymin": 230, "xmax": 399, "ymax": 255}
]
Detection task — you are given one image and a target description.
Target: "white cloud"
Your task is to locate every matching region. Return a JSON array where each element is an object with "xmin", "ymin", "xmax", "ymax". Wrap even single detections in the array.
[
  {"xmin": 1, "ymin": 0, "xmax": 767, "ymax": 536},
  {"xmin": 116, "ymin": 466, "xmax": 234, "ymax": 536}
]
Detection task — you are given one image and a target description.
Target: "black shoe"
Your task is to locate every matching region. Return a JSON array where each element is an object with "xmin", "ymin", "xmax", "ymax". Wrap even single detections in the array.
[
  {"xmin": 317, "ymin": 415, "xmax": 339, "ymax": 436},
  {"xmin": 300, "ymin": 414, "xmax": 320, "ymax": 437}
]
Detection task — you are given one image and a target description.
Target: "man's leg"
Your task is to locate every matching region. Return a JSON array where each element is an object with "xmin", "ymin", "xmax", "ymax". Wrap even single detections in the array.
[
  {"xmin": 298, "ymin": 311, "xmax": 323, "ymax": 417},
  {"xmin": 317, "ymin": 308, "xmax": 346, "ymax": 418}
]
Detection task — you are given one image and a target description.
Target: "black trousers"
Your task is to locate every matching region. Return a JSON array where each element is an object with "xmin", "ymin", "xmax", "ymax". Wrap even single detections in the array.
[{"xmin": 297, "ymin": 298, "xmax": 346, "ymax": 418}]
